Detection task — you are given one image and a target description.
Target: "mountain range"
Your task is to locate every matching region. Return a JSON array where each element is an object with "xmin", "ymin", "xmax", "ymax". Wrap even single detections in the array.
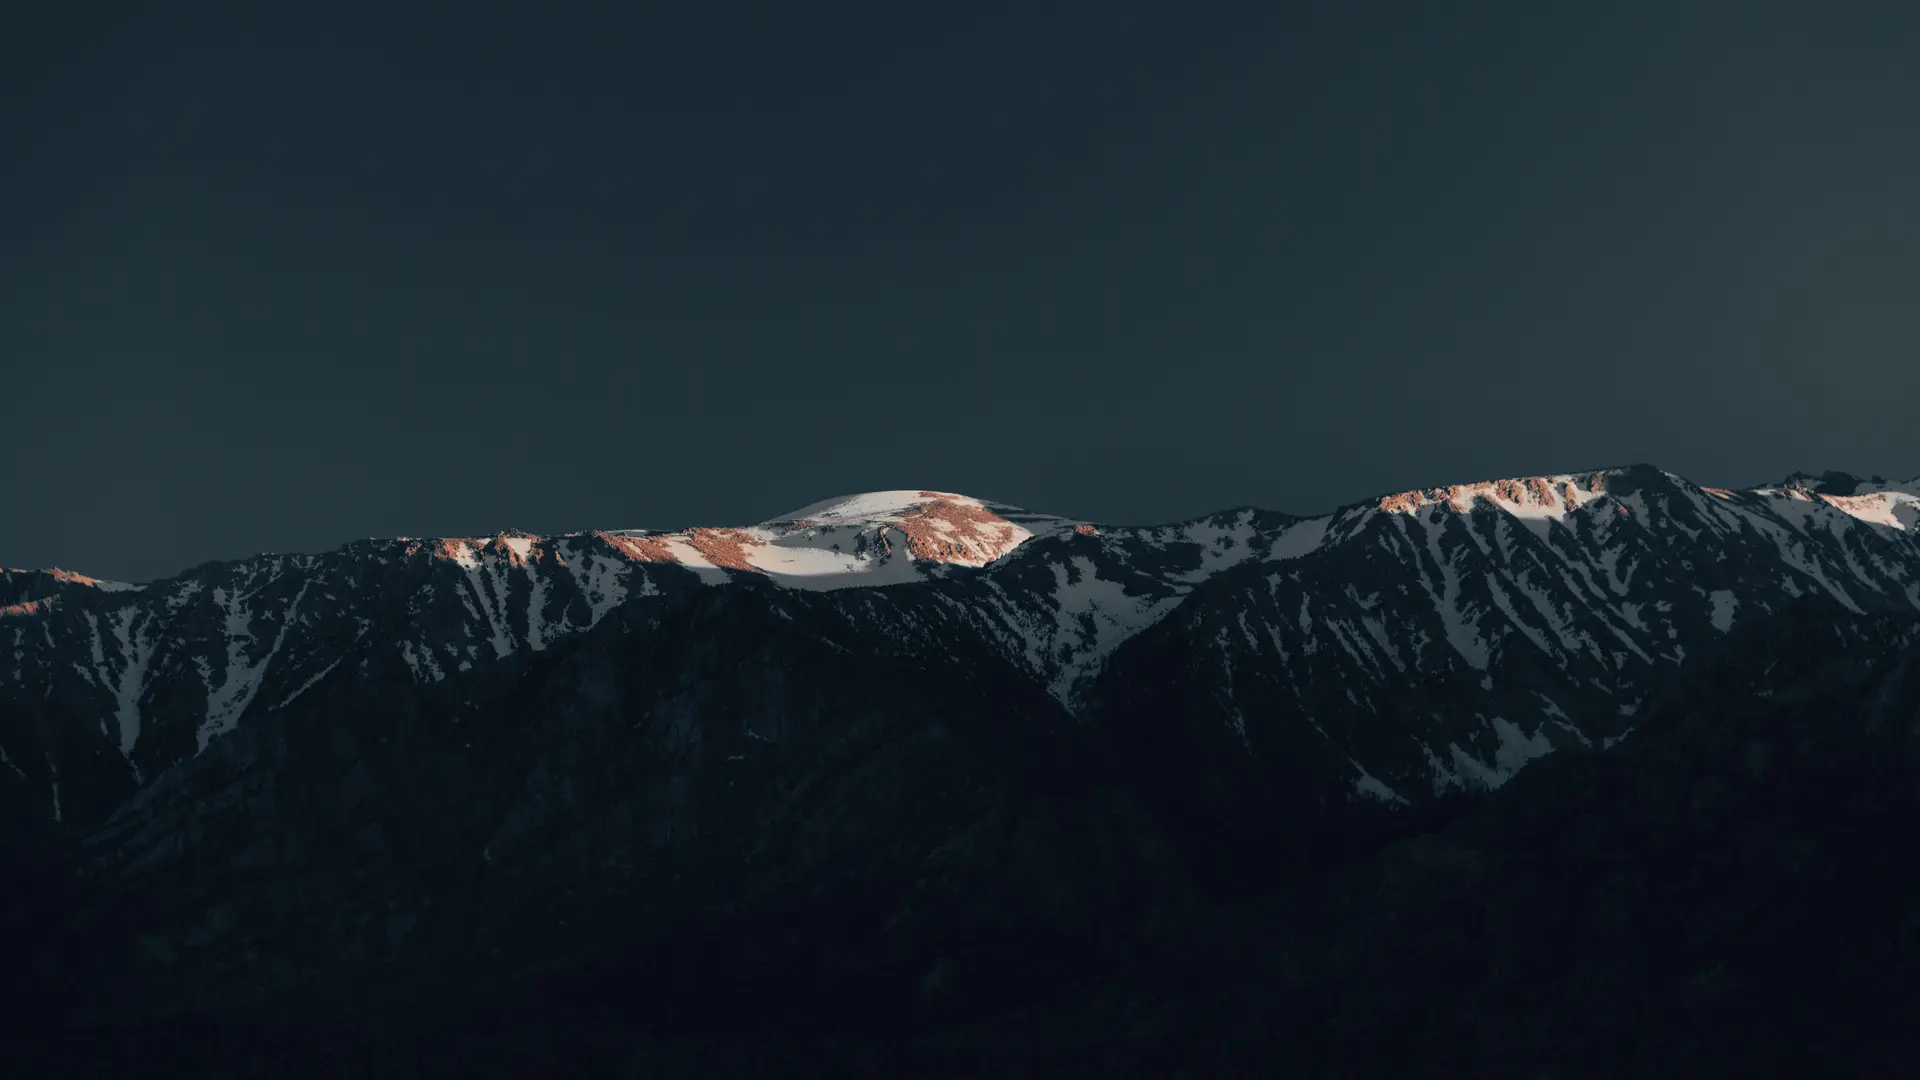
[{"xmin": 5, "ymin": 464, "xmax": 1920, "ymax": 1076}]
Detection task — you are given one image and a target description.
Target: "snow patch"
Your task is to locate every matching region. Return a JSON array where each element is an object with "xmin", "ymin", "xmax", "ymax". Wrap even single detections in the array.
[
  {"xmin": 272, "ymin": 657, "xmax": 343, "ymax": 710},
  {"xmin": 1708, "ymin": 589, "xmax": 1737, "ymax": 633},
  {"xmin": 106, "ymin": 607, "xmax": 155, "ymax": 760},
  {"xmin": 1268, "ymin": 515, "xmax": 1332, "ymax": 560},
  {"xmin": 1445, "ymin": 716, "xmax": 1556, "ymax": 790},
  {"xmin": 197, "ymin": 582, "xmax": 311, "ymax": 753},
  {"xmin": 1351, "ymin": 758, "xmax": 1408, "ymax": 805},
  {"xmin": 657, "ymin": 537, "xmax": 734, "ymax": 584}
]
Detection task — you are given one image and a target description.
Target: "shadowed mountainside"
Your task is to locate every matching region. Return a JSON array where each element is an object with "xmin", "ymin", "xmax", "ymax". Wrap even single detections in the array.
[{"xmin": 4, "ymin": 469, "xmax": 1920, "ymax": 1075}]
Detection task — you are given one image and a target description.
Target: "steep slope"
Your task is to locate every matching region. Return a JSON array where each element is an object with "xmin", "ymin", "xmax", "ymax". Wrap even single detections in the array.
[
  {"xmin": 926, "ymin": 604, "xmax": 1920, "ymax": 1079},
  {"xmin": 915, "ymin": 505, "xmax": 1321, "ymax": 704},
  {"xmin": 69, "ymin": 579, "xmax": 1192, "ymax": 1030},
  {"xmin": 1088, "ymin": 465, "xmax": 1920, "ymax": 888},
  {"xmin": 26, "ymin": 575, "xmax": 1920, "ymax": 1078},
  {"xmin": 0, "ymin": 533, "xmax": 722, "ymax": 831}
]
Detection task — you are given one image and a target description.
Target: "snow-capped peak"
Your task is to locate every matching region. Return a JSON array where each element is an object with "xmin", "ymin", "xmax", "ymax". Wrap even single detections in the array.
[
  {"xmin": 771, "ymin": 489, "xmax": 979, "ymax": 525},
  {"xmin": 1762, "ymin": 470, "xmax": 1889, "ymax": 498},
  {"xmin": 736, "ymin": 490, "xmax": 1072, "ymax": 584},
  {"xmin": 576, "ymin": 490, "xmax": 1083, "ymax": 590},
  {"xmin": 1753, "ymin": 473, "xmax": 1920, "ymax": 532},
  {"xmin": 1373, "ymin": 472, "xmax": 1612, "ymax": 522}
]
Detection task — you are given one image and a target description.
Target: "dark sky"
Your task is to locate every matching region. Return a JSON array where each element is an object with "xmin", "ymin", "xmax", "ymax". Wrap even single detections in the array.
[{"xmin": 6, "ymin": 2, "xmax": 1919, "ymax": 582}]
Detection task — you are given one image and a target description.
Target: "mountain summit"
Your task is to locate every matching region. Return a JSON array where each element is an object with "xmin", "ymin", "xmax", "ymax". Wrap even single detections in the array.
[{"xmin": 602, "ymin": 489, "xmax": 1082, "ymax": 586}]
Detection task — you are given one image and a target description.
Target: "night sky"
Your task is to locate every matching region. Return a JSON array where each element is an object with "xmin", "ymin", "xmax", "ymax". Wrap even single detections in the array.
[{"xmin": 7, "ymin": 3, "xmax": 1919, "ymax": 583}]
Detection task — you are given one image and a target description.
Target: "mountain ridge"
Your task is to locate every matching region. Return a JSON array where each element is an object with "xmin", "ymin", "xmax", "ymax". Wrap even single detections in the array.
[
  {"xmin": 7, "ymin": 462, "xmax": 1920, "ymax": 1075},
  {"xmin": 16, "ymin": 463, "xmax": 1916, "ymax": 590},
  {"xmin": 7, "ymin": 463, "xmax": 1920, "ymax": 837}
]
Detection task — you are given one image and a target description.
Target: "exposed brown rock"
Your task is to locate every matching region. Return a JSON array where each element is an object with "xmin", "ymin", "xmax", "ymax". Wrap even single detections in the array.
[
  {"xmin": 1819, "ymin": 493, "xmax": 1884, "ymax": 517},
  {"xmin": 1384, "ymin": 476, "xmax": 1608, "ymax": 516},
  {"xmin": 893, "ymin": 500, "xmax": 1021, "ymax": 563},
  {"xmin": 1378, "ymin": 490, "xmax": 1427, "ymax": 514},
  {"xmin": 599, "ymin": 533, "xmax": 676, "ymax": 563},
  {"xmin": 686, "ymin": 528, "xmax": 763, "ymax": 573},
  {"xmin": 0, "ymin": 597, "xmax": 53, "ymax": 618},
  {"xmin": 486, "ymin": 535, "xmax": 535, "ymax": 567},
  {"xmin": 1073, "ymin": 523, "xmax": 1101, "ymax": 536}
]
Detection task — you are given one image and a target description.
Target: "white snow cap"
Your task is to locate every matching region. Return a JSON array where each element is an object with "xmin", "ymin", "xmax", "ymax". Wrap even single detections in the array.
[
  {"xmin": 771, "ymin": 490, "xmax": 968, "ymax": 524},
  {"xmin": 1374, "ymin": 473, "xmax": 1610, "ymax": 522},
  {"xmin": 392, "ymin": 490, "xmax": 1086, "ymax": 592},
  {"xmin": 739, "ymin": 490, "xmax": 1076, "ymax": 587},
  {"xmin": 1802, "ymin": 482, "xmax": 1920, "ymax": 532},
  {"xmin": 589, "ymin": 491, "xmax": 1079, "ymax": 590},
  {"xmin": 1753, "ymin": 475, "xmax": 1920, "ymax": 531}
]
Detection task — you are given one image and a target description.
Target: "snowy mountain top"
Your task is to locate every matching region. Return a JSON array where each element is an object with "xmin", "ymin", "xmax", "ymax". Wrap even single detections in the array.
[
  {"xmin": 771, "ymin": 490, "xmax": 993, "ymax": 525},
  {"xmin": 760, "ymin": 490, "xmax": 1082, "ymax": 553},
  {"xmin": 741, "ymin": 490, "xmax": 1081, "ymax": 584},
  {"xmin": 578, "ymin": 490, "xmax": 1085, "ymax": 589},
  {"xmin": 20, "ymin": 468, "xmax": 1920, "ymax": 595},
  {"xmin": 1356, "ymin": 465, "xmax": 1920, "ymax": 535},
  {"xmin": 1372, "ymin": 471, "xmax": 1617, "ymax": 520},
  {"xmin": 1762, "ymin": 470, "xmax": 1890, "ymax": 497},
  {"xmin": 1751, "ymin": 472, "xmax": 1920, "ymax": 531}
]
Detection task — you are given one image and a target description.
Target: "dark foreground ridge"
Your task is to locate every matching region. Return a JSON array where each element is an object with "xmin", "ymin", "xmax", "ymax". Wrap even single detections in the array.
[{"xmin": 4, "ymin": 469, "xmax": 1920, "ymax": 1076}]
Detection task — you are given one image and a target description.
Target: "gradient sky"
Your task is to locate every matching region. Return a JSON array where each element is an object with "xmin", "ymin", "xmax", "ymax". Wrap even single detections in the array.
[{"xmin": 6, "ymin": 2, "xmax": 1919, "ymax": 582}]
